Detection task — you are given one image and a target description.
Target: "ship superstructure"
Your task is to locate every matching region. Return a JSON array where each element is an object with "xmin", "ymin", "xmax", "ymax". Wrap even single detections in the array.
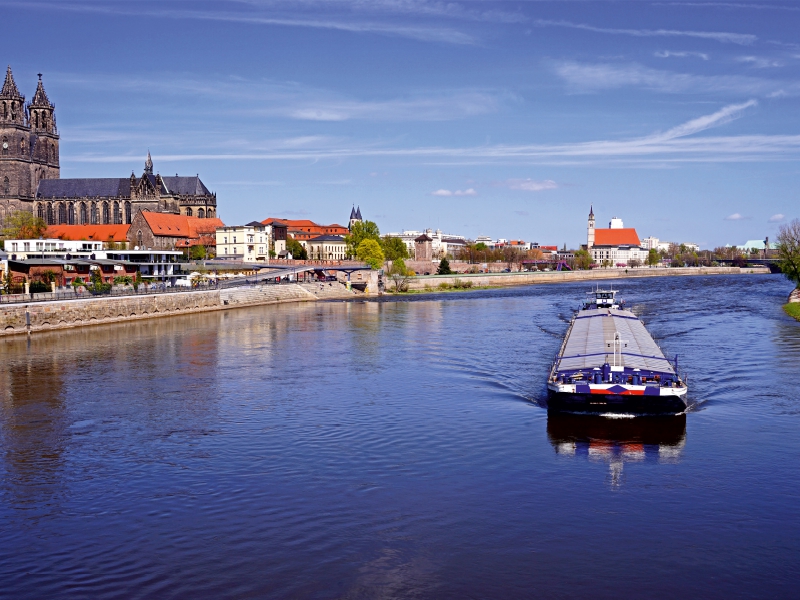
[{"xmin": 547, "ymin": 288, "xmax": 688, "ymax": 414}]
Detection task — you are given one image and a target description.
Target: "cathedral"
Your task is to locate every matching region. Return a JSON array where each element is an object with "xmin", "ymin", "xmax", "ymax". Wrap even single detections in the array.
[{"xmin": 0, "ymin": 66, "xmax": 216, "ymax": 227}]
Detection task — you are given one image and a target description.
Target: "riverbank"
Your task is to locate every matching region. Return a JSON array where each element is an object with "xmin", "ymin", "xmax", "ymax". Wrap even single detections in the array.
[
  {"xmin": 784, "ymin": 304, "xmax": 800, "ymax": 321},
  {"xmin": 0, "ymin": 283, "xmax": 358, "ymax": 338},
  {"xmin": 396, "ymin": 265, "xmax": 769, "ymax": 292}
]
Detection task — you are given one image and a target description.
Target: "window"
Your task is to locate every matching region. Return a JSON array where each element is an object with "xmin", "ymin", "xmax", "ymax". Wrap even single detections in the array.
[
  {"xmin": 68, "ymin": 203, "xmax": 75, "ymax": 225},
  {"xmin": 186, "ymin": 207, "xmax": 192, "ymax": 217},
  {"xmin": 198, "ymin": 208, "xmax": 205, "ymax": 218},
  {"xmin": 137, "ymin": 230, "xmax": 143, "ymax": 248},
  {"xmin": 90, "ymin": 203, "xmax": 98, "ymax": 224},
  {"xmin": 46, "ymin": 204, "xmax": 54, "ymax": 225},
  {"xmin": 58, "ymin": 203, "xmax": 66, "ymax": 224},
  {"xmin": 224, "ymin": 237, "xmax": 227, "ymax": 244},
  {"xmin": 24, "ymin": 242, "xmax": 30, "ymax": 251},
  {"xmin": 1, "ymin": 137, "xmax": 6, "ymax": 156},
  {"xmin": 125, "ymin": 202, "xmax": 131, "ymax": 224},
  {"xmin": 80, "ymin": 203, "xmax": 87, "ymax": 224},
  {"xmin": 113, "ymin": 202, "xmax": 121, "ymax": 224},
  {"xmin": 102, "ymin": 202, "xmax": 109, "ymax": 224},
  {"xmin": 2, "ymin": 176, "xmax": 8, "ymax": 195},
  {"xmin": 37, "ymin": 204, "xmax": 45, "ymax": 220}
]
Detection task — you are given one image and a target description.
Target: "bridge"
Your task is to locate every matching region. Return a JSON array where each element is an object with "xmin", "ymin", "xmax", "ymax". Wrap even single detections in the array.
[
  {"xmin": 715, "ymin": 258, "xmax": 782, "ymax": 273},
  {"xmin": 214, "ymin": 263, "xmax": 373, "ymax": 289}
]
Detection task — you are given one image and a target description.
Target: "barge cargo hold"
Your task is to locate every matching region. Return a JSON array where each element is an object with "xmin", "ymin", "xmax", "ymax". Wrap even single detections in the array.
[{"xmin": 547, "ymin": 288, "xmax": 688, "ymax": 415}]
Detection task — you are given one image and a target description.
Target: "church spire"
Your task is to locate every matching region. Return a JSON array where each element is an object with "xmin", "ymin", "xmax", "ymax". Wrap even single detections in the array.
[
  {"xmin": 30, "ymin": 73, "xmax": 52, "ymax": 108},
  {"xmin": 0, "ymin": 66, "xmax": 23, "ymax": 99},
  {"xmin": 589, "ymin": 204, "xmax": 594, "ymax": 219},
  {"xmin": 144, "ymin": 150, "xmax": 153, "ymax": 175}
]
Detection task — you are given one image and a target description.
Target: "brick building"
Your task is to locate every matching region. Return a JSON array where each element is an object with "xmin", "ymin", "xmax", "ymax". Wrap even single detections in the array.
[{"xmin": 129, "ymin": 211, "xmax": 223, "ymax": 250}]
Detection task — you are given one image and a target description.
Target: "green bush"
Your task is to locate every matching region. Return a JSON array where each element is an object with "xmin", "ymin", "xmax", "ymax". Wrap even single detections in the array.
[{"xmin": 29, "ymin": 281, "xmax": 50, "ymax": 293}]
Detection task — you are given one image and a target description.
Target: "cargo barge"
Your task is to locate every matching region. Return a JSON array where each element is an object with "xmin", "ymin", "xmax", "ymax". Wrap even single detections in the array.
[{"xmin": 547, "ymin": 288, "xmax": 688, "ymax": 414}]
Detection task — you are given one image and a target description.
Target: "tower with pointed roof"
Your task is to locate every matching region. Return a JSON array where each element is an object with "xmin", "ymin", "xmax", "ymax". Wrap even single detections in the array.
[
  {"xmin": 349, "ymin": 205, "xmax": 363, "ymax": 230},
  {"xmin": 0, "ymin": 67, "xmax": 59, "ymax": 225},
  {"xmin": 587, "ymin": 204, "xmax": 595, "ymax": 249}
]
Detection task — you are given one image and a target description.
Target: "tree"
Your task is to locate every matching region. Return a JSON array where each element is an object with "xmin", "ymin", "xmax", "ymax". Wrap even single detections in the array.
[
  {"xmin": 647, "ymin": 248, "xmax": 660, "ymax": 267},
  {"xmin": 356, "ymin": 238, "xmax": 384, "ymax": 269},
  {"xmin": 776, "ymin": 218, "xmax": 800, "ymax": 288},
  {"xmin": 2, "ymin": 267, "xmax": 12, "ymax": 294},
  {"xmin": 388, "ymin": 258, "xmax": 412, "ymax": 292},
  {"xmin": 380, "ymin": 235, "xmax": 409, "ymax": 261},
  {"xmin": 285, "ymin": 235, "xmax": 307, "ymax": 260},
  {"xmin": 345, "ymin": 220, "xmax": 380, "ymax": 258},
  {"xmin": 475, "ymin": 242, "xmax": 488, "ymax": 251},
  {"xmin": 437, "ymin": 257, "xmax": 453, "ymax": 275},
  {"xmin": 502, "ymin": 246, "xmax": 521, "ymax": 271},
  {"xmin": 573, "ymin": 249, "xmax": 592, "ymax": 270},
  {"xmin": 1, "ymin": 209, "xmax": 47, "ymax": 240},
  {"xmin": 189, "ymin": 244, "xmax": 207, "ymax": 260}
]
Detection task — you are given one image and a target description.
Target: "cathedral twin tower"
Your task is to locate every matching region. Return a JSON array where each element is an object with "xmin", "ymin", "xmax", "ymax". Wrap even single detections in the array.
[
  {"xmin": 0, "ymin": 65, "xmax": 217, "ymax": 228},
  {"xmin": 0, "ymin": 66, "xmax": 60, "ymax": 223}
]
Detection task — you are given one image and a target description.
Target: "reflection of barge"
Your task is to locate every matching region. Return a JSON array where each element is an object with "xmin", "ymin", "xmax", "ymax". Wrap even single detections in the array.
[{"xmin": 547, "ymin": 288, "xmax": 688, "ymax": 414}]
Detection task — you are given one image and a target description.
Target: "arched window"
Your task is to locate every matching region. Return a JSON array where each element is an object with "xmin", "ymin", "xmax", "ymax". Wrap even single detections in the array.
[
  {"xmin": 102, "ymin": 202, "xmax": 109, "ymax": 224},
  {"xmin": 90, "ymin": 202, "xmax": 97, "ymax": 224},
  {"xmin": 124, "ymin": 202, "xmax": 131, "ymax": 224},
  {"xmin": 113, "ymin": 201, "xmax": 121, "ymax": 224},
  {"xmin": 58, "ymin": 203, "xmax": 66, "ymax": 224},
  {"xmin": 2, "ymin": 177, "xmax": 9, "ymax": 195},
  {"xmin": 207, "ymin": 209, "xmax": 214, "ymax": 219},
  {"xmin": 136, "ymin": 230, "xmax": 143, "ymax": 248},
  {"xmin": 46, "ymin": 204, "xmax": 54, "ymax": 225},
  {"xmin": 80, "ymin": 203, "xmax": 87, "ymax": 224},
  {"xmin": 37, "ymin": 204, "xmax": 45, "ymax": 220},
  {"xmin": 198, "ymin": 208, "xmax": 205, "ymax": 219},
  {"xmin": 35, "ymin": 112, "xmax": 39, "ymax": 129},
  {"xmin": 186, "ymin": 207, "xmax": 192, "ymax": 217},
  {"xmin": 68, "ymin": 203, "xmax": 75, "ymax": 225}
]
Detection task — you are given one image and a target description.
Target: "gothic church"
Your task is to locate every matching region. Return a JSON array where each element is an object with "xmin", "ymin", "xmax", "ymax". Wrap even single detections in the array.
[{"xmin": 0, "ymin": 66, "xmax": 216, "ymax": 227}]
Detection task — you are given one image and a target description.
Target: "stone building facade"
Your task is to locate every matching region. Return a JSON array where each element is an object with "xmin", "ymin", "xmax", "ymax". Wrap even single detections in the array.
[
  {"xmin": 0, "ymin": 68, "xmax": 60, "ymax": 224},
  {"xmin": 0, "ymin": 66, "xmax": 217, "ymax": 227}
]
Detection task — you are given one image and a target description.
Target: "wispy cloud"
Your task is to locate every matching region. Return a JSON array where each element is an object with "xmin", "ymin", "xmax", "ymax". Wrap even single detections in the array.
[
  {"xmin": 431, "ymin": 188, "xmax": 477, "ymax": 196},
  {"xmin": 768, "ymin": 213, "xmax": 785, "ymax": 222},
  {"xmin": 63, "ymin": 102, "xmax": 800, "ymax": 167},
  {"xmin": 725, "ymin": 213, "xmax": 746, "ymax": 220},
  {"xmin": 503, "ymin": 179, "xmax": 558, "ymax": 192},
  {"xmin": 554, "ymin": 61, "xmax": 797, "ymax": 96},
  {"xmin": 655, "ymin": 50, "xmax": 709, "ymax": 60},
  {"xmin": 534, "ymin": 19, "xmax": 756, "ymax": 45},
  {"xmin": 7, "ymin": 1, "xmax": 478, "ymax": 45},
  {"xmin": 736, "ymin": 56, "xmax": 783, "ymax": 68}
]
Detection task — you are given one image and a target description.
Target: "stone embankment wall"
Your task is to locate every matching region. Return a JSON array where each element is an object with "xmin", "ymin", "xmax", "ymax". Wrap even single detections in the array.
[
  {"xmin": 0, "ymin": 284, "xmax": 321, "ymax": 337},
  {"xmin": 403, "ymin": 266, "xmax": 770, "ymax": 290}
]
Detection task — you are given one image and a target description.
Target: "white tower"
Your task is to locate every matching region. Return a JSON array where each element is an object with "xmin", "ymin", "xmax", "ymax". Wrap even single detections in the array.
[{"xmin": 587, "ymin": 205, "xmax": 595, "ymax": 249}]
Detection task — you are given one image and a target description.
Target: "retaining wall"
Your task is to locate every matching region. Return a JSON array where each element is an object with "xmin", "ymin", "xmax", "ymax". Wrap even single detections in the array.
[
  {"xmin": 402, "ymin": 266, "xmax": 770, "ymax": 290},
  {"xmin": 0, "ymin": 284, "xmax": 319, "ymax": 337}
]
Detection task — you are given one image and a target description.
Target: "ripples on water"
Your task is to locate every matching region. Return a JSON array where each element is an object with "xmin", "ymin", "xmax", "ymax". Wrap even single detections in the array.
[{"xmin": 1, "ymin": 275, "xmax": 798, "ymax": 598}]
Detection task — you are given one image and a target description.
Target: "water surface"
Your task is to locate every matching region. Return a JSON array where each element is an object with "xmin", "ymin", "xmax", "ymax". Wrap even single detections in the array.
[{"xmin": 1, "ymin": 274, "xmax": 798, "ymax": 598}]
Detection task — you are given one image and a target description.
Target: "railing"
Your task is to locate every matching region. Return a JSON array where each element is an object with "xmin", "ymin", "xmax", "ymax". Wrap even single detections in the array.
[{"xmin": 0, "ymin": 283, "xmax": 220, "ymax": 305}]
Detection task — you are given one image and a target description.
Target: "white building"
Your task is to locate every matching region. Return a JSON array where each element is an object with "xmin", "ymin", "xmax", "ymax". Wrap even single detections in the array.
[
  {"xmin": 306, "ymin": 235, "xmax": 347, "ymax": 261},
  {"xmin": 385, "ymin": 228, "xmax": 467, "ymax": 258},
  {"xmin": 4, "ymin": 238, "xmax": 103, "ymax": 257},
  {"xmin": 587, "ymin": 206, "xmax": 648, "ymax": 265},
  {"xmin": 215, "ymin": 222, "xmax": 270, "ymax": 262}
]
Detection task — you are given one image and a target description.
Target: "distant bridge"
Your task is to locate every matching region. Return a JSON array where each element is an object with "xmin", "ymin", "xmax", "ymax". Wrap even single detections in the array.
[
  {"xmin": 715, "ymin": 258, "xmax": 782, "ymax": 273},
  {"xmin": 215, "ymin": 263, "xmax": 372, "ymax": 289}
]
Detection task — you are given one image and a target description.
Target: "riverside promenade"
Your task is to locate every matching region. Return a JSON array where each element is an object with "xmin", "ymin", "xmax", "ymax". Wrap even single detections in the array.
[
  {"xmin": 0, "ymin": 282, "xmax": 359, "ymax": 338},
  {"xmin": 403, "ymin": 265, "xmax": 770, "ymax": 290}
]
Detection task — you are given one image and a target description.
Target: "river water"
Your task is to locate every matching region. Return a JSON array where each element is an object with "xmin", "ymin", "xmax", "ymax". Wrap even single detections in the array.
[{"xmin": 1, "ymin": 274, "xmax": 798, "ymax": 599}]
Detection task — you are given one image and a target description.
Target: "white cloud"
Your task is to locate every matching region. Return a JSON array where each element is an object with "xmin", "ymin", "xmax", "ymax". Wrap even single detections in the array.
[
  {"xmin": 431, "ymin": 188, "xmax": 477, "ymax": 196},
  {"xmin": 554, "ymin": 61, "xmax": 797, "ymax": 96},
  {"xmin": 505, "ymin": 179, "xmax": 558, "ymax": 191},
  {"xmin": 725, "ymin": 213, "xmax": 745, "ymax": 220},
  {"xmin": 654, "ymin": 50, "xmax": 709, "ymax": 60},
  {"xmin": 769, "ymin": 213, "xmax": 785, "ymax": 222},
  {"xmin": 736, "ymin": 56, "xmax": 783, "ymax": 68},
  {"xmin": 534, "ymin": 19, "xmax": 756, "ymax": 45}
]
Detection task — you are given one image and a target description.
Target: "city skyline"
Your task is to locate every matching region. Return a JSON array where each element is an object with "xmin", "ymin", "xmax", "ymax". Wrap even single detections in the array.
[{"xmin": 2, "ymin": 1, "xmax": 799, "ymax": 246}]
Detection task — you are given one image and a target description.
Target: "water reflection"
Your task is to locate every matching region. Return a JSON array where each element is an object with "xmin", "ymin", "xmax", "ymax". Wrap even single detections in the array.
[{"xmin": 547, "ymin": 413, "xmax": 686, "ymax": 488}]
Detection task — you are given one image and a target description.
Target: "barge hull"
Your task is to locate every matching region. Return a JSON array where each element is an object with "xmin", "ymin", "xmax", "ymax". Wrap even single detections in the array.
[{"xmin": 547, "ymin": 390, "xmax": 687, "ymax": 415}]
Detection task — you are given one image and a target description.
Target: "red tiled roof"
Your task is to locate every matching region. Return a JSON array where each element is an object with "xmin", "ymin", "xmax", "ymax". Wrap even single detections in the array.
[
  {"xmin": 541, "ymin": 245, "xmax": 558, "ymax": 251},
  {"xmin": 594, "ymin": 228, "xmax": 640, "ymax": 246},
  {"xmin": 141, "ymin": 212, "xmax": 224, "ymax": 238},
  {"xmin": 46, "ymin": 224, "xmax": 130, "ymax": 241},
  {"xmin": 262, "ymin": 217, "xmax": 349, "ymax": 236}
]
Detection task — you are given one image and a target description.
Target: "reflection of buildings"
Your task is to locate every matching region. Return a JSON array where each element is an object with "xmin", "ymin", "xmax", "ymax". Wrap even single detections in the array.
[
  {"xmin": 0, "ymin": 351, "xmax": 68, "ymax": 512},
  {"xmin": 547, "ymin": 413, "xmax": 686, "ymax": 488}
]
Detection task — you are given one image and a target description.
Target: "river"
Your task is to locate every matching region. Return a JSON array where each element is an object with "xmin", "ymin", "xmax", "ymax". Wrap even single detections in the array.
[{"xmin": 1, "ymin": 274, "xmax": 798, "ymax": 598}]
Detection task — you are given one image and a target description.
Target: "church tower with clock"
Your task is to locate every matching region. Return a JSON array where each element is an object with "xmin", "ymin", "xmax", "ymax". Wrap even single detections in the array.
[{"xmin": 0, "ymin": 66, "xmax": 60, "ymax": 225}]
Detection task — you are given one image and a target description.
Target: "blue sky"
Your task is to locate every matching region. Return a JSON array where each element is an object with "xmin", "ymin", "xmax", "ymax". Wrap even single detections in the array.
[{"xmin": 4, "ymin": 0, "xmax": 800, "ymax": 248}]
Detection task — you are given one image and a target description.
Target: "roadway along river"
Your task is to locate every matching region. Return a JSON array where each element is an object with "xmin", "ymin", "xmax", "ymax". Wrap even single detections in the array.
[{"xmin": 1, "ymin": 274, "xmax": 798, "ymax": 599}]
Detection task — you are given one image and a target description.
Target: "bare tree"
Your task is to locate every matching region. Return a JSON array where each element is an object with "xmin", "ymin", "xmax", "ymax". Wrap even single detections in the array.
[{"xmin": 777, "ymin": 219, "xmax": 800, "ymax": 288}]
